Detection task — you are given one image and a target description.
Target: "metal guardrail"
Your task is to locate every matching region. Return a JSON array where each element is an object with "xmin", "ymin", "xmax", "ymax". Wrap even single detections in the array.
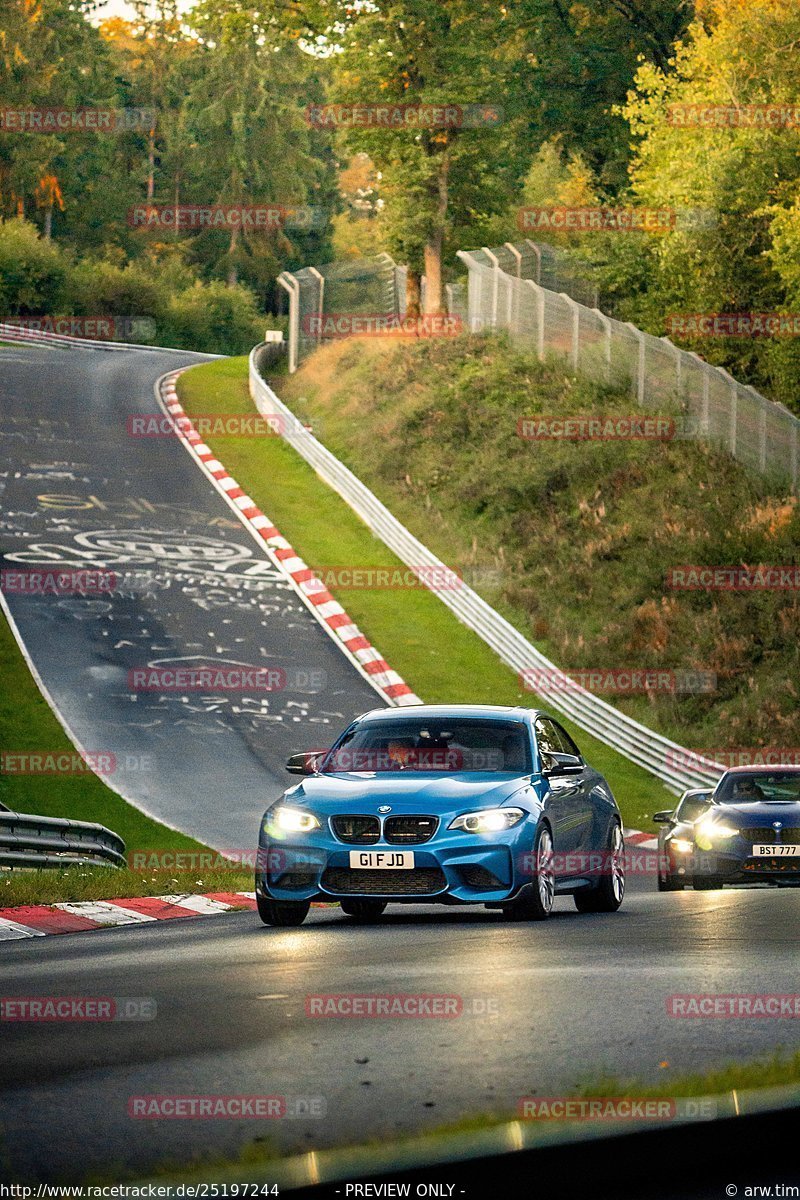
[
  {"xmin": 0, "ymin": 811, "xmax": 126, "ymax": 869},
  {"xmin": 0, "ymin": 321, "xmax": 223, "ymax": 357},
  {"xmin": 249, "ymin": 345, "xmax": 725, "ymax": 795}
]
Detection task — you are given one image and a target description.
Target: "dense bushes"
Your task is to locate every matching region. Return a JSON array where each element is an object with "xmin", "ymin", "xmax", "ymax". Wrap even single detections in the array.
[
  {"xmin": 0, "ymin": 220, "xmax": 68, "ymax": 316},
  {"xmin": 0, "ymin": 219, "xmax": 265, "ymax": 356}
]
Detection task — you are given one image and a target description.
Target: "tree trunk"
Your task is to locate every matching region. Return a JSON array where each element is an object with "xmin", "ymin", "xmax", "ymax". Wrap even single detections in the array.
[
  {"xmin": 147, "ymin": 127, "xmax": 156, "ymax": 203},
  {"xmin": 423, "ymin": 232, "xmax": 443, "ymax": 314},
  {"xmin": 422, "ymin": 150, "xmax": 449, "ymax": 314},
  {"xmin": 405, "ymin": 271, "xmax": 421, "ymax": 317},
  {"xmin": 43, "ymin": 203, "xmax": 53, "ymax": 240},
  {"xmin": 227, "ymin": 223, "xmax": 239, "ymax": 286}
]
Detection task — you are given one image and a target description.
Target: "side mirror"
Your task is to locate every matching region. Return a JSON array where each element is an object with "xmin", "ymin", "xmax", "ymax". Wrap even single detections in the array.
[
  {"xmin": 653, "ymin": 810, "xmax": 675, "ymax": 824},
  {"xmin": 285, "ymin": 751, "xmax": 322, "ymax": 776},
  {"xmin": 542, "ymin": 752, "xmax": 584, "ymax": 775}
]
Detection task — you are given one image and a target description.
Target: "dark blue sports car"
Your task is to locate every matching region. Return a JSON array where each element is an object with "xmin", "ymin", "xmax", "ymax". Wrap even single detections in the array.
[
  {"xmin": 690, "ymin": 766, "xmax": 800, "ymax": 889},
  {"xmin": 255, "ymin": 704, "xmax": 626, "ymax": 925}
]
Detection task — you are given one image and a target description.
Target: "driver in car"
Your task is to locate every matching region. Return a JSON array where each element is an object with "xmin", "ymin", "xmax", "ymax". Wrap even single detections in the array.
[{"xmin": 731, "ymin": 777, "xmax": 766, "ymax": 801}]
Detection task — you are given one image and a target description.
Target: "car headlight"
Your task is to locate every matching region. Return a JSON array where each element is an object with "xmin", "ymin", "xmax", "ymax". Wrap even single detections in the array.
[
  {"xmin": 449, "ymin": 807, "xmax": 526, "ymax": 834},
  {"xmin": 696, "ymin": 818, "xmax": 739, "ymax": 841},
  {"xmin": 265, "ymin": 805, "xmax": 321, "ymax": 834},
  {"xmin": 672, "ymin": 838, "xmax": 694, "ymax": 854}
]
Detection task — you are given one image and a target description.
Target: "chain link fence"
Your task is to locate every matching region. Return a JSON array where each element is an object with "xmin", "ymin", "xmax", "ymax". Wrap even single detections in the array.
[
  {"xmin": 456, "ymin": 243, "xmax": 799, "ymax": 490},
  {"xmin": 278, "ymin": 253, "xmax": 406, "ymax": 372}
]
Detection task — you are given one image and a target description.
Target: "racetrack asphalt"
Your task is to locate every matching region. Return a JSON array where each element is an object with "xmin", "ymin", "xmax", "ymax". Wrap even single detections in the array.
[
  {"xmin": 1, "ymin": 343, "xmax": 798, "ymax": 1186},
  {"xmin": 1, "ymin": 875, "xmax": 799, "ymax": 1182},
  {"xmin": 0, "ymin": 342, "xmax": 383, "ymax": 849}
]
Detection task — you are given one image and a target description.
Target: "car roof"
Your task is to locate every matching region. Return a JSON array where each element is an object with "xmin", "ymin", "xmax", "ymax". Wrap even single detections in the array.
[
  {"xmin": 721, "ymin": 764, "xmax": 800, "ymax": 775},
  {"xmin": 354, "ymin": 704, "xmax": 539, "ymax": 724}
]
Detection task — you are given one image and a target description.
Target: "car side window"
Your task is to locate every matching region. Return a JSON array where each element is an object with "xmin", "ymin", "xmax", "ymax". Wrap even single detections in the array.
[
  {"xmin": 534, "ymin": 718, "xmax": 561, "ymax": 761},
  {"xmin": 551, "ymin": 720, "xmax": 582, "ymax": 759},
  {"xmin": 676, "ymin": 796, "xmax": 710, "ymax": 823}
]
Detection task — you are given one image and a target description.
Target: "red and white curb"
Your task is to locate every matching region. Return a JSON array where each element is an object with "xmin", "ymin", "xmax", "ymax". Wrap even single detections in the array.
[
  {"xmin": 0, "ymin": 830, "xmax": 657, "ymax": 941},
  {"xmin": 0, "ymin": 891, "xmax": 257, "ymax": 941},
  {"xmin": 157, "ymin": 371, "xmax": 421, "ymax": 708},
  {"xmin": 624, "ymin": 828, "xmax": 658, "ymax": 851}
]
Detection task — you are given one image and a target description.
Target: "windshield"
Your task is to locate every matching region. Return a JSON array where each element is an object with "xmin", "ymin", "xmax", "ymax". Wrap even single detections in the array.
[
  {"xmin": 715, "ymin": 772, "xmax": 800, "ymax": 804},
  {"xmin": 676, "ymin": 795, "xmax": 712, "ymax": 823},
  {"xmin": 322, "ymin": 718, "xmax": 531, "ymax": 774}
]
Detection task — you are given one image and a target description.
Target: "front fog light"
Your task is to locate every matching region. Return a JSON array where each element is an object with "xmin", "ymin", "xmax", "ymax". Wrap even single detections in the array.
[
  {"xmin": 267, "ymin": 805, "xmax": 321, "ymax": 834},
  {"xmin": 449, "ymin": 807, "xmax": 525, "ymax": 834}
]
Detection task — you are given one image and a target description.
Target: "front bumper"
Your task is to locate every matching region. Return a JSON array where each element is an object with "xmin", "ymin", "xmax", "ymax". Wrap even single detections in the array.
[
  {"xmin": 256, "ymin": 825, "xmax": 536, "ymax": 905},
  {"xmin": 693, "ymin": 838, "xmax": 800, "ymax": 884}
]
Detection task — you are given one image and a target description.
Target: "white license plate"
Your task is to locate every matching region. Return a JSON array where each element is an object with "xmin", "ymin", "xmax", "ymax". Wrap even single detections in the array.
[
  {"xmin": 752, "ymin": 844, "xmax": 800, "ymax": 857},
  {"xmin": 349, "ymin": 850, "xmax": 415, "ymax": 870}
]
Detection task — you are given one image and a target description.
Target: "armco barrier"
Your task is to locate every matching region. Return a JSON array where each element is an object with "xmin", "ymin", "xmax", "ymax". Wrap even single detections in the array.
[
  {"xmin": 0, "ymin": 811, "xmax": 126, "ymax": 869},
  {"xmin": 249, "ymin": 344, "xmax": 726, "ymax": 795},
  {"xmin": 0, "ymin": 320, "xmax": 223, "ymax": 357}
]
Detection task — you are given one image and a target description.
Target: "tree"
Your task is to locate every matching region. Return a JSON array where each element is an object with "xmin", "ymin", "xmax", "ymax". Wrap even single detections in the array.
[
  {"xmin": 178, "ymin": 0, "xmax": 330, "ymax": 286},
  {"xmin": 327, "ymin": 0, "xmax": 529, "ymax": 312},
  {"xmin": 505, "ymin": 0, "xmax": 694, "ymax": 191},
  {"xmin": 620, "ymin": 0, "xmax": 800, "ymax": 410}
]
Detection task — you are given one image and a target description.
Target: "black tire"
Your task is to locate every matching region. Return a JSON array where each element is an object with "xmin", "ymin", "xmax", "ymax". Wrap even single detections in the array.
[
  {"xmin": 693, "ymin": 876, "xmax": 723, "ymax": 891},
  {"xmin": 339, "ymin": 899, "xmax": 387, "ymax": 923},
  {"xmin": 657, "ymin": 872, "xmax": 685, "ymax": 892},
  {"xmin": 257, "ymin": 893, "xmax": 310, "ymax": 926},
  {"xmin": 574, "ymin": 822, "xmax": 625, "ymax": 913},
  {"xmin": 505, "ymin": 823, "xmax": 555, "ymax": 921}
]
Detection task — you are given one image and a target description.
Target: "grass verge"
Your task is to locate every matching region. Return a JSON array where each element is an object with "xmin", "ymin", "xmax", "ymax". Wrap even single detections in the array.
[
  {"xmin": 0, "ymin": 865, "xmax": 253, "ymax": 907},
  {"xmin": 277, "ymin": 335, "xmax": 798, "ymax": 756},
  {"xmin": 0, "ymin": 608, "xmax": 211, "ymax": 900},
  {"xmin": 178, "ymin": 356, "xmax": 672, "ymax": 829}
]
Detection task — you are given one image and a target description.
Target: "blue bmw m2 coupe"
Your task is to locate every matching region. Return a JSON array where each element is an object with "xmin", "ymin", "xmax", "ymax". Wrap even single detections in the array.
[{"xmin": 255, "ymin": 705, "xmax": 625, "ymax": 925}]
